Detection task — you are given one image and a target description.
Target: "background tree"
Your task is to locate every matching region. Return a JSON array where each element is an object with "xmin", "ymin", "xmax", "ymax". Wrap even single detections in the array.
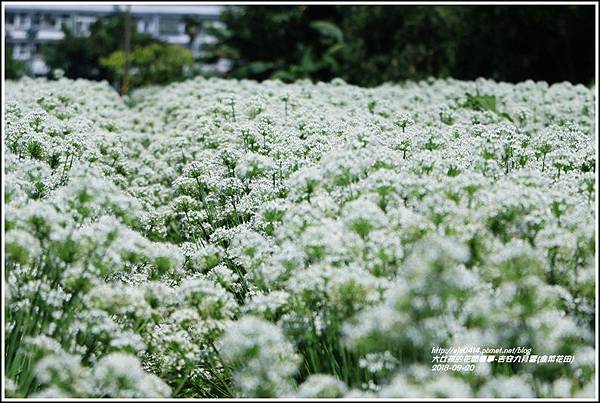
[
  {"xmin": 5, "ymin": 45, "xmax": 25, "ymax": 79},
  {"xmin": 203, "ymin": 5, "xmax": 595, "ymax": 86},
  {"xmin": 43, "ymin": 11, "xmax": 156, "ymax": 83},
  {"xmin": 100, "ymin": 43, "xmax": 194, "ymax": 89},
  {"xmin": 452, "ymin": 6, "xmax": 595, "ymax": 84},
  {"xmin": 202, "ymin": 6, "xmax": 346, "ymax": 81},
  {"xmin": 183, "ymin": 16, "xmax": 204, "ymax": 50}
]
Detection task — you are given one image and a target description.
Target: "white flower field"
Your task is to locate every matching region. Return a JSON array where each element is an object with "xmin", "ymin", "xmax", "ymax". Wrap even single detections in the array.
[{"xmin": 3, "ymin": 76, "xmax": 596, "ymax": 398}]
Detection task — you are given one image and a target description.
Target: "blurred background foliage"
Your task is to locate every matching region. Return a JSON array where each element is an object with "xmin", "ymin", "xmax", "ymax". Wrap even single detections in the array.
[
  {"xmin": 100, "ymin": 43, "xmax": 194, "ymax": 88},
  {"xmin": 44, "ymin": 13, "xmax": 154, "ymax": 82},
  {"xmin": 202, "ymin": 5, "xmax": 595, "ymax": 86},
  {"xmin": 5, "ymin": 45, "xmax": 26, "ymax": 79},
  {"xmin": 41, "ymin": 12, "xmax": 194, "ymax": 90},
  {"xmin": 7, "ymin": 5, "xmax": 594, "ymax": 89}
]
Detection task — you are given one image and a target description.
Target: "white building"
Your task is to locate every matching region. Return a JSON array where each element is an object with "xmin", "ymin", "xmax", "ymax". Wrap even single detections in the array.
[{"xmin": 5, "ymin": 4, "xmax": 224, "ymax": 76}]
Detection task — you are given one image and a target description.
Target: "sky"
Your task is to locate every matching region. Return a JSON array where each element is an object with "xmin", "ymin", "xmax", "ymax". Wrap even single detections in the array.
[{"xmin": 5, "ymin": 4, "xmax": 222, "ymax": 16}]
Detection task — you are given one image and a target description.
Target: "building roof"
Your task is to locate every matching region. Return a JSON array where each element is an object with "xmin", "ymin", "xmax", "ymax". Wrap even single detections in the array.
[{"xmin": 5, "ymin": 4, "xmax": 222, "ymax": 16}]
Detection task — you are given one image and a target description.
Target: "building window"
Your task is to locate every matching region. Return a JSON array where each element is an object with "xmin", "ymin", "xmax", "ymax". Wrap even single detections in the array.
[
  {"xmin": 41, "ymin": 15, "xmax": 57, "ymax": 29},
  {"xmin": 159, "ymin": 18, "xmax": 180, "ymax": 35},
  {"xmin": 14, "ymin": 43, "xmax": 31, "ymax": 59},
  {"xmin": 20, "ymin": 14, "xmax": 31, "ymax": 29},
  {"xmin": 59, "ymin": 15, "xmax": 70, "ymax": 30}
]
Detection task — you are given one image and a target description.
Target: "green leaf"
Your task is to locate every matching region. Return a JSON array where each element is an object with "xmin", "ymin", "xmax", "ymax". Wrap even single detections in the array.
[
  {"xmin": 310, "ymin": 20, "xmax": 344, "ymax": 43},
  {"xmin": 464, "ymin": 92, "xmax": 514, "ymax": 122},
  {"xmin": 464, "ymin": 92, "xmax": 497, "ymax": 112},
  {"xmin": 246, "ymin": 61, "xmax": 276, "ymax": 75},
  {"xmin": 498, "ymin": 112, "xmax": 514, "ymax": 123}
]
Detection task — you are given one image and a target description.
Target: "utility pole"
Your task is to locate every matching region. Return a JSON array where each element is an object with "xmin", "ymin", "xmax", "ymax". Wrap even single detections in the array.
[
  {"xmin": 120, "ymin": 5, "xmax": 131, "ymax": 96},
  {"xmin": 26, "ymin": 14, "xmax": 39, "ymax": 77}
]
